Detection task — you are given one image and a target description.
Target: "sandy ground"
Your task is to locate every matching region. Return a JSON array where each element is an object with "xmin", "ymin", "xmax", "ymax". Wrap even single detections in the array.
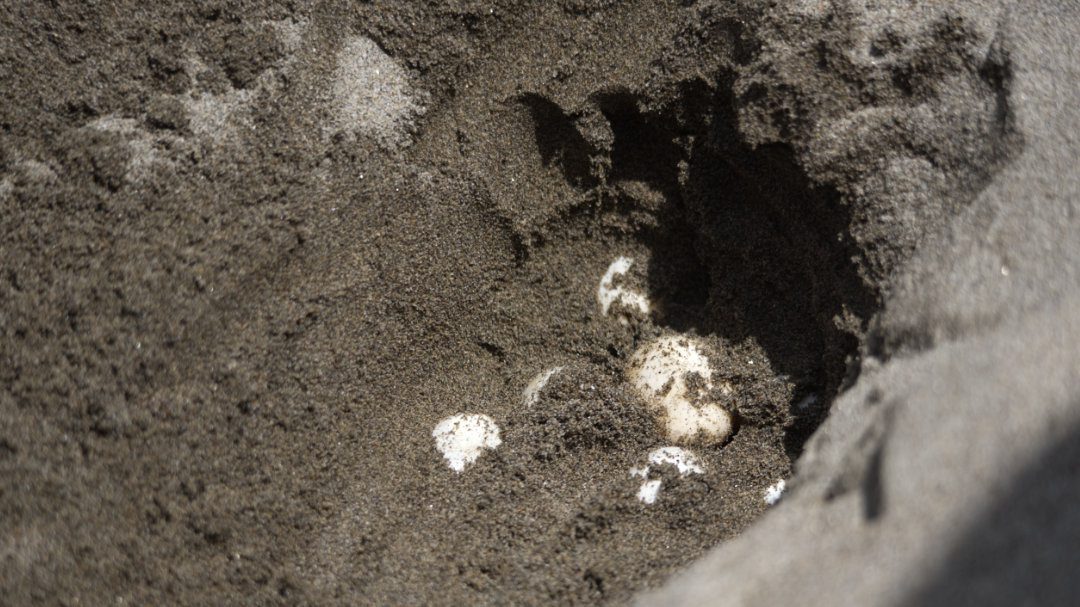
[{"xmin": 1, "ymin": 1, "xmax": 1076, "ymax": 605}]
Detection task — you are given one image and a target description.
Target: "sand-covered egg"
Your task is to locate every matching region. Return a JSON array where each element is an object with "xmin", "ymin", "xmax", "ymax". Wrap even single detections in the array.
[
  {"xmin": 432, "ymin": 413, "xmax": 502, "ymax": 472},
  {"xmin": 628, "ymin": 335, "xmax": 734, "ymax": 445},
  {"xmin": 597, "ymin": 256, "xmax": 650, "ymax": 322},
  {"xmin": 522, "ymin": 366, "xmax": 564, "ymax": 407},
  {"xmin": 631, "ymin": 446, "xmax": 705, "ymax": 505}
]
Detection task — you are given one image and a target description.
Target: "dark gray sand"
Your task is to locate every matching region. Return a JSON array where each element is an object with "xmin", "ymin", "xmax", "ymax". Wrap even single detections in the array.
[{"xmin": 2, "ymin": 1, "xmax": 1075, "ymax": 605}]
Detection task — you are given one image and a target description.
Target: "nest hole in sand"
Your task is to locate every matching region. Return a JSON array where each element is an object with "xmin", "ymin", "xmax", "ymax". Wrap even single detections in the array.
[
  {"xmin": 525, "ymin": 80, "xmax": 881, "ymax": 459},
  {"xmin": 382, "ymin": 76, "xmax": 890, "ymax": 604}
]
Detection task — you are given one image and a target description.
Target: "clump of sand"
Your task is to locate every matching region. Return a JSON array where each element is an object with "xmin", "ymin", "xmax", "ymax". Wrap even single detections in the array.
[{"xmin": 329, "ymin": 36, "xmax": 425, "ymax": 150}]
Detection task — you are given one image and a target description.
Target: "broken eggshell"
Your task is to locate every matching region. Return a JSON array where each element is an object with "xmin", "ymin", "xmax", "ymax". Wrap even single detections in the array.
[
  {"xmin": 432, "ymin": 413, "xmax": 502, "ymax": 472},
  {"xmin": 597, "ymin": 256, "xmax": 651, "ymax": 323},
  {"xmin": 631, "ymin": 446, "xmax": 705, "ymax": 505},
  {"xmin": 522, "ymin": 366, "xmax": 564, "ymax": 407}
]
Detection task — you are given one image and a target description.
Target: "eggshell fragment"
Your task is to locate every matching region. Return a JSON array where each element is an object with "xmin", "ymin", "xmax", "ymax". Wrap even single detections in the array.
[
  {"xmin": 632, "ymin": 446, "xmax": 705, "ymax": 505},
  {"xmin": 522, "ymin": 367, "xmax": 564, "ymax": 407},
  {"xmin": 764, "ymin": 479, "xmax": 787, "ymax": 506},
  {"xmin": 432, "ymin": 413, "xmax": 502, "ymax": 472},
  {"xmin": 648, "ymin": 446, "xmax": 705, "ymax": 476},
  {"xmin": 597, "ymin": 257, "xmax": 651, "ymax": 320}
]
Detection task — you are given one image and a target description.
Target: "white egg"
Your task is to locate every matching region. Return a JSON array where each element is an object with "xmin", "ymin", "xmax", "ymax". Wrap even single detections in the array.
[
  {"xmin": 432, "ymin": 413, "xmax": 502, "ymax": 473},
  {"xmin": 628, "ymin": 336, "xmax": 734, "ymax": 445}
]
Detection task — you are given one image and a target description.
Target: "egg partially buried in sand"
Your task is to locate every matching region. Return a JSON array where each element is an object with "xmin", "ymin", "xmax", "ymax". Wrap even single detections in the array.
[
  {"xmin": 630, "ymin": 446, "xmax": 706, "ymax": 505},
  {"xmin": 627, "ymin": 335, "xmax": 734, "ymax": 445},
  {"xmin": 522, "ymin": 366, "xmax": 564, "ymax": 407},
  {"xmin": 432, "ymin": 413, "xmax": 502, "ymax": 472},
  {"xmin": 597, "ymin": 256, "xmax": 651, "ymax": 322}
]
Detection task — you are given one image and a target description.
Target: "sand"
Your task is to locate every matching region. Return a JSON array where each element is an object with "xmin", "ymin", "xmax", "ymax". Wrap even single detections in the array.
[{"xmin": 1, "ymin": 1, "xmax": 1077, "ymax": 605}]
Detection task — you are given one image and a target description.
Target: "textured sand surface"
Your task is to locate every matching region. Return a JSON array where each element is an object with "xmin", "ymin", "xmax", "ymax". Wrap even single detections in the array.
[{"xmin": 2, "ymin": 1, "xmax": 1076, "ymax": 605}]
